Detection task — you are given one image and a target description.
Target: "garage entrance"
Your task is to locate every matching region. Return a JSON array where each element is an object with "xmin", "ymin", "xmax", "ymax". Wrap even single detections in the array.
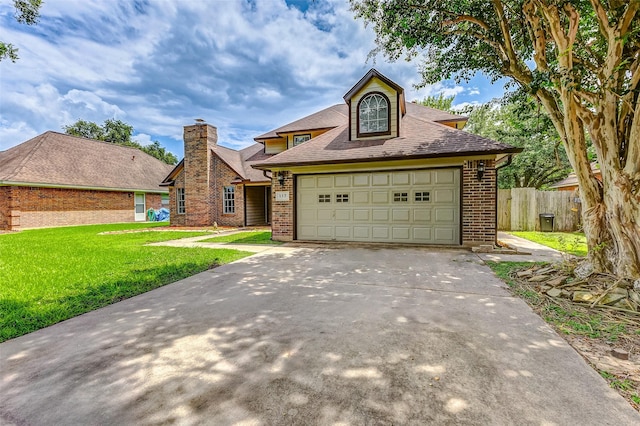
[{"xmin": 296, "ymin": 168, "xmax": 460, "ymax": 244}]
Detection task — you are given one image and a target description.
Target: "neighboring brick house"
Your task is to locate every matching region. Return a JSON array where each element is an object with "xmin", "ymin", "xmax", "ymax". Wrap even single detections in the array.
[
  {"xmin": 0, "ymin": 132, "xmax": 174, "ymax": 230},
  {"xmin": 168, "ymin": 69, "xmax": 521, "ymax": 246},
  {"xmin": 549, "ymin": 162, "xmax": 601, "ymax": 192}
]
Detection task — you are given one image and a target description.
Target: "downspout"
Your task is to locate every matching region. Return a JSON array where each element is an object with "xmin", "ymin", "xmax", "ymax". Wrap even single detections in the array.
[{"xmin": 494, "ymin": 155, "xmax": 513, "ymax": 245}]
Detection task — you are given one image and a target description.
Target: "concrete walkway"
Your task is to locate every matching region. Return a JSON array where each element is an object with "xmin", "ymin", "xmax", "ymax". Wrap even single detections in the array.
[
  {"xmin": 1, "ymin": 246, "xmax": 637, "ymax": 425},
  {"xmin": 476, "ymin": 231, "xmax": 566, "ymax": 263}
]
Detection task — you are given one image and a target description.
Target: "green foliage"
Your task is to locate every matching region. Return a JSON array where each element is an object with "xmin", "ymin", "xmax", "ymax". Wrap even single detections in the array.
[
  {"xmin": 63, "ymin": 119, "xmax": 178, "ymax": 165},
  {"xmin": 0, "ymin": 223, "xmax": 251, "ymax": 341},
  {"xmin": 510, "ymin": 232, "xmax": 587, "ymax": 257},
  {"xmin": 0, "ymin": 0, "xmax": 42, "ymax": 62},
  {"xmin": 416, "ymin": 93, "xmax": 454, "ymax": 112},
  {"xmin": 464, "ymin": 93, "xmax": 571, "ymax": 188}
]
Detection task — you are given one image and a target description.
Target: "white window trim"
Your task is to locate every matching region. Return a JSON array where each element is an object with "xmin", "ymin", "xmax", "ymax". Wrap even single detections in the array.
[
  {"xmin": 176, "ymin": 188, "xmax": 185, "ymax": 214},
  {"xmin": 223, "ymin": 186, "xmax": 235, "ymax": 214}
]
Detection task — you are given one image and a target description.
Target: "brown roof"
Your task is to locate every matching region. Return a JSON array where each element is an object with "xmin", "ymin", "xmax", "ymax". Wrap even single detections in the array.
[
  {"xmin": 343, "ymin": 68, "xmax": 405, "ymax": 102},
  {"xmin": 405, "ymin": 101, "xmax": 468, "ymax": 124},
  {"xmin": 253, "ymin": 110, "xmax": 521, "ymax": 169},
  {"xmin": 254, "ymin": 104, "xmax": 348, "ymax": 141},
  {"xmin": 0, "ymin": 131, "xmax": 174, "ymax": 192},
  {"xmin": 161, "ymin": 142, "xmax": 271, "ymax": 185},
  {"xmin": 549, "ymin": 163, "xmax": 600, "ymax": 189}
]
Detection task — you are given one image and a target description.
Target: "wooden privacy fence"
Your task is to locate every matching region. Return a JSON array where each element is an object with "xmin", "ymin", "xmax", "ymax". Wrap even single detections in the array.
[{"xmin": 498, "ymin": 188, "xmax": 582, "ymax": 232}]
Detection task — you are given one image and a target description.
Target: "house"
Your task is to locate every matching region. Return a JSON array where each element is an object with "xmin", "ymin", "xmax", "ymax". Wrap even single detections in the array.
[
  {"xmin": 0, "ymin": 131, "xmax": 174, "ymax": 230},
  {"xmin": 165, "ymin": 69, "xmax": 522, "ymax": 246},
  {"xmin": 548, "ymin": 163, "xmax": 601, "ymax": 191}
]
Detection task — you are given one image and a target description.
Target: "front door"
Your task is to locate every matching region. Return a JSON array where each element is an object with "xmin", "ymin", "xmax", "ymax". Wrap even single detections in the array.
[{"xmin": 134, "ymin": 193, "xmax": 146, "ymax": 221}]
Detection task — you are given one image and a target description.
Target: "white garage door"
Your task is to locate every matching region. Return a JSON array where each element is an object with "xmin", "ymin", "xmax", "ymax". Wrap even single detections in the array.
[{"xmin": 296, "ymin": 169, "xmax": 460, "ymax": 244}]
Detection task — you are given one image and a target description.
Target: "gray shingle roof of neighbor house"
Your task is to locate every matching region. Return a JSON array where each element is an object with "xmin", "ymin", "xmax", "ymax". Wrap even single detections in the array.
[
  {"xmin": 0, "ymin": 131, "xmax": 175, "ymax": 192},
  {"xmin": 252, "ymin": 106, "xmax": 521, "ymax": 169}
]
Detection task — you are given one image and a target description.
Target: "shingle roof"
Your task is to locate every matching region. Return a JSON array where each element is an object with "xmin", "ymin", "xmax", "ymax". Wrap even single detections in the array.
[
  {"xmin": 0, "ymin": 131, "xmax": 174, "ymax": 192},
  {"xmin": 254, "ymin": 104, "xmax": 349, "ymax": 141},
  {"xmin": 212, "ymin": 143, "xmax": 271, "ymax": 183},
  {"xmin": 252, "ymin": 109, "xmax": 521, "ymax": 169}
]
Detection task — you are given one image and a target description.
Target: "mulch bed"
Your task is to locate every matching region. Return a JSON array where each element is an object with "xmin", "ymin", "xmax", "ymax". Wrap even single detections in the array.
[{"xmin": 508, "ymin": 261, "xmax": 639, "ymax": 411}]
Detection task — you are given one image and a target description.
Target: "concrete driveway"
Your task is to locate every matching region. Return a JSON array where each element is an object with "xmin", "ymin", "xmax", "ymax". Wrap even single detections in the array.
[{"xmin": 1, "ymin": 246, "xmax": 638, "ymax": 425}]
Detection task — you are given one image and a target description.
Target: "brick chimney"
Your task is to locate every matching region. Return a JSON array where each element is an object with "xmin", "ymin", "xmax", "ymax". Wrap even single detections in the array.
[{"xmin": 183, "ymin": 123, "xmax": 217, "ymax": 226}]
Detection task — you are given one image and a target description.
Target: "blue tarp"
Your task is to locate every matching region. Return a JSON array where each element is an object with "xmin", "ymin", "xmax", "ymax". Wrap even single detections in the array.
[{"xmin": 147, "ymin": 208, "xmax": 170, "ymax": 222}]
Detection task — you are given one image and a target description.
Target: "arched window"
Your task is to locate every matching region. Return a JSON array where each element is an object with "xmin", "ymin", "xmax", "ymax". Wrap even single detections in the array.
[{"xmin": 358, "ymin": 93, "xmax": 389, "ymax": 135}]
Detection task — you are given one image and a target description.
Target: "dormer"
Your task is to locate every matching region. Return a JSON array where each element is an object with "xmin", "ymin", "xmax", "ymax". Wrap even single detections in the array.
[{"xmin": 343, "ymin": 69, "xmax": 406, "ymax": 141}]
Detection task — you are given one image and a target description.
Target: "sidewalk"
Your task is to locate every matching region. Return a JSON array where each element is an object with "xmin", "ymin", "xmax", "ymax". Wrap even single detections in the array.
[{"xmin": 476, "ymin": 232, "xmax": 565, "ymax": 263}]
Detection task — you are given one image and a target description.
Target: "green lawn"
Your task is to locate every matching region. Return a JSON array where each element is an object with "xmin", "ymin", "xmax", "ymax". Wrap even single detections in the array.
[
  {"xmin": 510, "ymin": 231, "xmax": 588, "ymax": 256},
  {"xmin": 200, "ymin": 231, "xmax": 280, "ymax": 245},
  {"xmin": 0, "ymin": 223, "xmax": 252, "ymax": 342}
]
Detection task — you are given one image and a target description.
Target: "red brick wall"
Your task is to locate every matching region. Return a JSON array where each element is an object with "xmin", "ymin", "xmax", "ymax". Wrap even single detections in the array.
[
  {"xmin": 462, "ymin": 159, "xmax": 497, "ymax": 245},
  {"xmin": 170, "ymin": 171, "xmax": 186, "ymax": 226},
  {"xmin": 271, "ymin": 171, "xmax": 294, "ymax": 241},
  {"xmin": 210, "ymin": 156, "xmax": 245, "ymax": 227},
  {"xmin": 183, "ymin": 124, "xmax": 215, "ymax": 226},
  {"xmin": 0, "ymin": 186, "xmax": 13, "ymax": 229},
  {"xmin": 0, "ymin": 186, "xmax": 165, "ymax": 230}
]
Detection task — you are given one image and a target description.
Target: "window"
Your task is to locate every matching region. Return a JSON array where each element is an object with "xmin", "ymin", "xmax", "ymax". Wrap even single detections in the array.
[
  {"xmin": 415, "ymin": 191, "xmax": 430, "ymax": 202},
  {"xmin": 223, "ymin": 186, "xmax": 235, "ymax": 214},
  {"xmin": 359, "ymin": 93, "xmax": 389, "ymax": 134},
  {"xmin": 161, "ymin": 194, "xmax": 169, "ymax": 206},
  {"xmin": 394, "ymin": 192, "xmax": 408, "ymax": 202},
  {"xmin": 176, "ymin": 188, "xmax": 185, "ymax": 214},
  {"xmin": 336, "ymin": 194, "xmax": 349, "ymax": 203},
  {"xmin": 318, "ymin": 194, "xmax": 331, "ymax": 203},
  {"xmin": 293, "ymin": 134, "xmax": 311, "ymax": 146}
]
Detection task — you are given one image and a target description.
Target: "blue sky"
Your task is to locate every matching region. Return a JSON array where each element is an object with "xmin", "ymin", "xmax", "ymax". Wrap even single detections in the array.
[{"xmin": 0, "ymin": 0, "xmax": 507, "ymax": 157}]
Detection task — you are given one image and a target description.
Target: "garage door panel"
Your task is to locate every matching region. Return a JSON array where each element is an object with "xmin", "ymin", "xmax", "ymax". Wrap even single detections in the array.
[
  {"xmin": 414, "ymin": 209, "xmax": 431, "ymax": 222},
  {"xmin": 433, "ymin": 188, "xmax": 455, "ymax": 203},
  {"xmin": 298, "ymin": 176, "xmax": 316, "ymax": 188},
  {"xmin": 434, "ymin": 169, "xmax": 455, "ymax": 184},
  {"xmin": 353, "ymin": 174, "xmax": 370, "ymax": 186},
  {"xmin": 372, "ymin": 227, "xmax": 389, "ymax": 239},
  {"xmin": 393, "ymin": 172, "xmax": 410, "ymax": 185},
  {"xmin": 372, "ymin": 209, "xmax": 389, "ymax": 221},
  {"xmin": 391, "ymin": 209, "xmax": 410, "ymax": 221},
  {"xmin": 317, "ymin": 209, "xmax": 333, "ymax": 221},
  {"xmin": 353, "ymin": 191, "xmax": 369, "ymax": 204},
  {"xmin": 353, "ymin": 226, "xmax": 370, "ymax": 238},
  {"xmin": 317, "ymin": 176, "xmax": 333, "ymax": 188},
  {"xmin": 353, "ymin": 209, "xmax": 370, "ymax": 221},
  {"xmin": 413, "ymin": 227, "xmax": 432, "ymax": 240},
  {"xmin": 335, "ymin": 209, "xmax": 351, "ymax": 221},
  {"xmin": 372, "ymin": 173, "xmax": 389, "ymax": 186},
  {"xmin": 317, "ymin": 226, "xmax": 333, "ymax": 238},
  {"xmin": 435, "ymin": 207, "xmax": 456, "ymax": 223},
  {"xmin": 335, "ymin": 175, "xmax": 351, "ymax": 187},
  {"xmin": 297, "ymin": 169, "xmax": 459, "ymax": 244},
  {"xmin": 392, "ymin": 227, "xmax": 410, "ymax": 239},
  {"xmin": 372, "ymin": 191, "xmax": 388, "ymax": 203},
  {"xmin": 434, "ymin": 228, "xmax": 455, "ymax": 242}
]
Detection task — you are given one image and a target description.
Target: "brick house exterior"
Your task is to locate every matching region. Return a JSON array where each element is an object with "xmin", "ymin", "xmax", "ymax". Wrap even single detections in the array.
[
  {"xmin": 0, "ymin": 132, "xmax": 173, "ymax": 231},
  {"xmin": 170, "ymin": 69, "xmax": 520, "ymax": 246},
  {"xmin": 162, "ymin": 124, "xmax": 271, "ymax": 227}
]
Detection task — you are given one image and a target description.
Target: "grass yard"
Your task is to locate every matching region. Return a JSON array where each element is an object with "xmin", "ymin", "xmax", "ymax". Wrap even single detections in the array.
[
  {"xmin": 200, "ymin": 230, "xmax": 279, "ymax": 245},
  {"xmin": 510, "ymin": 231, "xmax": 587, "ymax": 256},
  {"xmin": 0, "ymin": 223, "xmax": 252, "ymax": 342}
]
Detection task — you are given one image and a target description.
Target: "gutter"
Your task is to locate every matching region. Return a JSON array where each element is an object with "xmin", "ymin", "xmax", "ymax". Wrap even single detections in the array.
[{"xmin": 0, "ymin": 181, "xmax": 169, "ymax": 194}]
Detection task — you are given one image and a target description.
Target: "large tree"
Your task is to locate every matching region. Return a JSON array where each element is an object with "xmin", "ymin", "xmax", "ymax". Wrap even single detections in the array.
[
  {"xmin": 1, "ymin": 0, "xmax": 43, "ymax": 62},
  {"xmin": 352, "ymin": 0, "xmax": 640, "ymax": 278},
  {"xmin": 464, "ymin": 94, "xmax": 572, "ymax": 189},
  {"xmin": 63, "ymin": 119, "xmax": 178, "ymax": 165}
]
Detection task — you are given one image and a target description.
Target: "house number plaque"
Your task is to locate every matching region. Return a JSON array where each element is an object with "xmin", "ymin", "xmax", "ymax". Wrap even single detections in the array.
[{"xmin": 275, "ymin": 191, "xmax": 290, "ymax": 202}]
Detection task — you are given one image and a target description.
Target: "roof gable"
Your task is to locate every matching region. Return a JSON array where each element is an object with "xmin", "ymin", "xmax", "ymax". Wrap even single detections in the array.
[
  {"xmin": 343, "ymin": 68, "xmax": 404, "ymax": 103},
  {"xmin": 0, "ymin": 131, "xmax": 174, "ymax": 192}
]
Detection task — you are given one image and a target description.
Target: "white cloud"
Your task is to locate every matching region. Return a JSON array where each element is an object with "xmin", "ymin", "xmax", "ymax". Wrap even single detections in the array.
[{"xmin": 0, "ymin": 0, "xmax": 505, "ymax": 156}]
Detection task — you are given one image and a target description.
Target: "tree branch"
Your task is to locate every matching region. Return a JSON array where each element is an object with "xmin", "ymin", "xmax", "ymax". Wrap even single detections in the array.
[
  {"xmin": 617, "ymin": 0, "xmax": 640, "ymax": 35},
  {"xmin": 589, "ymin": 0, "xmax": 612, "ymax": 40},
  {"xmin": 442, "ymin": 15, "xmax": 491, "ymax": 32}
]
